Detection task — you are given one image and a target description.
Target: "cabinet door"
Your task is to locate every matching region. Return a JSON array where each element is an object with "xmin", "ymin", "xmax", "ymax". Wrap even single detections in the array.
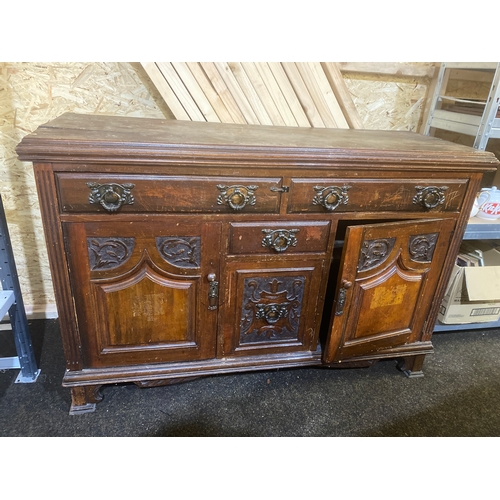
[
  {"xmin": 63, "ymin": 220, "xmax": 220, "ymax": 368},
  {"xmin": 221, "ymin": 259, "xmax": 325, "ymax": 357},
  {"xmin": 323, "ymin": 218, "xmax": 455, "ymax": 363}
]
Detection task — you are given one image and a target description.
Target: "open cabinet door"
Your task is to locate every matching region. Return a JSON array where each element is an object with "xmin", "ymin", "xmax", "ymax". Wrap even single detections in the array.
[{"xmin": 323, "ymin": 218, "xmax": 455, "ymax": 364}]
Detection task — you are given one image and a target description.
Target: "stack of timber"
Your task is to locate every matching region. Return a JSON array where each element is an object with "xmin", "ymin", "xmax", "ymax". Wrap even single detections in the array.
[{"xmin": 140, "ymin": 62, "xmax": 363, "ymax": 129}]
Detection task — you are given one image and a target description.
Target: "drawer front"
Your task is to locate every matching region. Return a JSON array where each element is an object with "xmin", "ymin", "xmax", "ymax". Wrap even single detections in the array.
[
  {"xmin": 56, "ymin": 173, "xmax": 283, "ymax": 213},
  {"xmin": 287, "ymin": 178, "xmax": 468, "ymax": 213},
  {"xmin": 228, "ymin": 221, "xmax": 331, "ymax": 255}
]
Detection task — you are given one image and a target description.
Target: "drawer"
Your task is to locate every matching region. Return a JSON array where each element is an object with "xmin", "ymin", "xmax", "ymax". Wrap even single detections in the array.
[
  {"xmin": 228, "ymin": 221, "xmax": 331, "ymax": 255},
  {"xmin": 287, "ymin": 178, "xmax": 468, "ymax": 213},
  {"xmin": 56, "ymin": 173, "xmax": 283, "ymax": 213}
]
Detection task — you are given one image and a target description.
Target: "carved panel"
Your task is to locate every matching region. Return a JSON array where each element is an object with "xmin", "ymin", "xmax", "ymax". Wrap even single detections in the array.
[
  {"xmin": 409, "ymin": 233, "xmax": 439, "ymax": 262},
  {"xmin": 240, "ymin": 277, "xmax": 305, "ymax": 344},
  {"xmin": 156, "ymin": 237, "xmax": 201, "ymax": 268},
  {"xmin": 358, "ymin": 238, "xmax": 396, "ymax": 271},
  {"xmin": 87, "ymin": 237, "xmax": 135, "ymax": 270}
]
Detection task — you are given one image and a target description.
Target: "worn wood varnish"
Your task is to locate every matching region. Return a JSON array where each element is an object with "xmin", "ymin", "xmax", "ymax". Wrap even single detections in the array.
[{"xmin": 16, "ymin": 113, "xmax": 499, "ymax": 414}]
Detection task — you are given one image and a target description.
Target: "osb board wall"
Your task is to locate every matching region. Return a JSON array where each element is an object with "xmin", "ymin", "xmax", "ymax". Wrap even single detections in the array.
[
  {"xmin": 0, "ymin": 62, "xmax": 168, "ymax": 316},
  {"xmin": 0, "ymin": 62, "xmax": 434, "ymax": 317}
]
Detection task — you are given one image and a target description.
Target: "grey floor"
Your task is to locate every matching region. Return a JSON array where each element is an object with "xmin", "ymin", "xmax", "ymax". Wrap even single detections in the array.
[{"xmin": 1, "ymin": 319, "xmax": 500, "ymax": 436}]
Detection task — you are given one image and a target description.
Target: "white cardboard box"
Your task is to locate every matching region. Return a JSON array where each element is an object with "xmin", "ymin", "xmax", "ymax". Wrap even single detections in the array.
[{"xmin": 438, "ymin": 241, "xmax": 500, "ymax": 324}]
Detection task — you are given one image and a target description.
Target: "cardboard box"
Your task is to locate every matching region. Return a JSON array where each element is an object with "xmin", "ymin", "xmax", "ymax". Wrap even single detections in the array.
[{"xmin": 438, "ymin": 241, "xmax": 500, "ymax": 324}]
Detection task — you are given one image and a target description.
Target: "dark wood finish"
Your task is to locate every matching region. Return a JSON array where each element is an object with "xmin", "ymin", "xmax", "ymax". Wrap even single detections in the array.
[
  {"xmin": 16, "ymin": 113, "xmax": 499, "ymax": 414},
  {"xmin": 323, "ymin": 218, "xmax": 455, "ymax": 363},
  {"xmin": 228, "ymin": 221, "xmax": 331, "ymax": 255},
  {"xmin": 62, "ymin": 220, "xmax": 219, "ymax": 367},
  {"xmin": 56, "ymin": 173, "xmax": 283, "ymax": 214},
  {"xmin": 220, "ymin": 258, "xmax": 325, "ymax": 357},
  {"xmin": 288, "ymin": 178, "xmax": 468, "ymax": 213}
]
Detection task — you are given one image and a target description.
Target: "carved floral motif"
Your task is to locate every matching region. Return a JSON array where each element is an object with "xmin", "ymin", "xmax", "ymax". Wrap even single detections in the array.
[
  {"xmin": 156, "ymin": 237, "xmax": 201, "ymax": 268},
  {"xmin": 240, "ymin": 277, "xmax": 305, "ymax": 344},
  {"xmin": 87, "ymin": 237, "xmax": 135, "ymax": 270},
  {"xmin": 409, "ymin": 233, "xmax": 438, "ymax": 262},
  {"xmin": 358, "ymin": 238, "xmax": 396, "ymax": 271}
]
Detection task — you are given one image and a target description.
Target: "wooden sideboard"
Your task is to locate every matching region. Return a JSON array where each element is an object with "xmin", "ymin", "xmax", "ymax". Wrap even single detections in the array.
[{"xmin": 16, "ymin": 113, "xmax": 499, "ymax": 414}]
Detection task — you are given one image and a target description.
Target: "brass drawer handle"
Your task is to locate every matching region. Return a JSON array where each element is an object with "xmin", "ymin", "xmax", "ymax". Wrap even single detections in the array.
[
  {"xmin": 87, "ymin": 182, "xmax": 135, "ymax": 212},
  {"xmin": 217, "ymin": 184, "xmax": 258, "ymax": 211},
  {"xmin": 413, "ymin": 186, "xmax": 448, "ymax": 210},
  {"xmin": 262, "ymin": 229, "xmax": 299, "ymax": 253},
  {"xmin": 313, "ymin": 185, "xmax": 351, "ymax": 211}
]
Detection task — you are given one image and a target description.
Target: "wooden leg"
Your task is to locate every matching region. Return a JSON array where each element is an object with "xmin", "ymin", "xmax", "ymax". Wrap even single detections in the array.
[
  {"xmin": 397, "ymin": 354, "xmax": 426, "ymax": 378},
  {"xmin": 69, "ymin": 385, "xmax": 103, "ymax": 415}
]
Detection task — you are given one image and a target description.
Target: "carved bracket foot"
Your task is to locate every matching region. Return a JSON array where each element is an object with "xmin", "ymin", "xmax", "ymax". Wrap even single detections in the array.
[
  {"xmin": 69, "ymin": 385, "xmax": 103, "ymax": 415},
  {"xmin": 396, "ymin": 355, "xmax": 426, "ymax": 378}
]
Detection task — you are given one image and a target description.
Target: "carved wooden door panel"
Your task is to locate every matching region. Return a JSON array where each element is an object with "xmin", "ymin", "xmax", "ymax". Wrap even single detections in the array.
[
  {"xmin": 221, "ymin": 259, "xmax": 325, "ymax": 357},
  {"xmin": 323, "ymin": 218, "xmax": 455, "ymax": 364},
  {"xmin": 63, "ymin": 220, "xmax": 220, "ymax": 367}
]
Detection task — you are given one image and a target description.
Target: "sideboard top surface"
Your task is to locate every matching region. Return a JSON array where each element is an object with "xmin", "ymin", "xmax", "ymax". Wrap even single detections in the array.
[{"xmin": 16, "ymin": 113, "xmax": 499, "ymax": 171}]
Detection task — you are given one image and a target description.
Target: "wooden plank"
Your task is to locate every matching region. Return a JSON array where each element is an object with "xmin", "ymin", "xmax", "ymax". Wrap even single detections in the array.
[
  {"xmin": 433, "ymin": 109, "xmax": 482, "ymax": 126},
  {"xmin": 449, "ymin": 69, "xmax": 496, "ymax": 83},
  {"xmin": 185, "ymin": 63, "xmax": 236, "ymax": 123},
  {"xmin": 227, "ymin": 62, "xmax": 273, "ymax": 125},
  {"xmin": 321, "ymin": 62, "xmax": 363, "ymax": 129},
  {"xmin": 418, "ymin": 63, "xmax": 439, "ymax": 134},
  {"xmin": 430, "ymin": 117, "xmax": 480, "ymax": 136},
  {"xmin": 444, "ymin": 62, "xmax": 498, "ymax": 70},
  {"xmin": 281, "ymin": 62, "xmax": 325, "ymax": 128},
  {"xmin": 338, "ymin": 62, "xmax": 435, "ymax": 78},
  {"xmin": 213, "ymin": 62, "xmax": 260, "ymax": 124},
  {"xmin": 156, "ymin": 62, "xmax": 206, "ymax": 121},
  {"xmin": 267, "ymin": 63, "xmax": 311, "ymax": 128},
  {"xmin": 199, "ymin": 63, "xmax": 248, "ymax": 124},
  {"xmin": 140, "ymin": 62, "xmax": 190, "ymax": 120},
  {"xmin": 308, "ymin": 62, "xmax": 349, "ymax": 128},
  {"xmin": 239, "ymin": 62, "xmax": 286, "ymax": 126},
  {"xmin": 170, "ymin": 62, "xmax": 220, "ymax": 122},
  {"xmin": 254, "ymin": 62, "xmax": 298, "ymax": 126},
  {"xmin": 295, "ymin": 62, "xmax": 344, "ymax": 128}
]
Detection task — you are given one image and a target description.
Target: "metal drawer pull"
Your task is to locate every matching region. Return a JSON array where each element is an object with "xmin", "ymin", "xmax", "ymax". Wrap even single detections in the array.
[
  {"xmin": 262, "ymin": 229, "xmax": 299, "ymax": 252},
  {"xmin": 86, "ymin": 182, "xmax": 135, "ymax": 212},
  {"xmin": 313, "ymin": 185, "xmax": 351, "ymax": 211},
  {"xmin": 217, "ymin": 184, "xmax": 258, "ymax": 211},
  {"xmin": 413, "ymin": 186, "xmax": 448, "ymax": 209}
]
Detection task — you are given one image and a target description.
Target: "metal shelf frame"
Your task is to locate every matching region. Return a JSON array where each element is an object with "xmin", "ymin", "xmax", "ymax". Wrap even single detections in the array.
[
  {"xmin": 427, "ymin": 63, "xmax": 500, "ymax": 332},
  {"xmin": 0, "ymin": 194, "xmax": 40, "ymax": 382},
  {"xmin": 424, "ymin": 62, "xmax": 500, "ymax": 150}
]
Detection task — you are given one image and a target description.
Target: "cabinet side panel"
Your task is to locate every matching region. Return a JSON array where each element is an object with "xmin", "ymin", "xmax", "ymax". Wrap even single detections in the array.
[
  {"xmin": 423, "ymin": 173, "xmax": 483, "ymax": 340},
  {"xmin": 33, "ymin": 163, "xmax": 83, "ymax": 370}
]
